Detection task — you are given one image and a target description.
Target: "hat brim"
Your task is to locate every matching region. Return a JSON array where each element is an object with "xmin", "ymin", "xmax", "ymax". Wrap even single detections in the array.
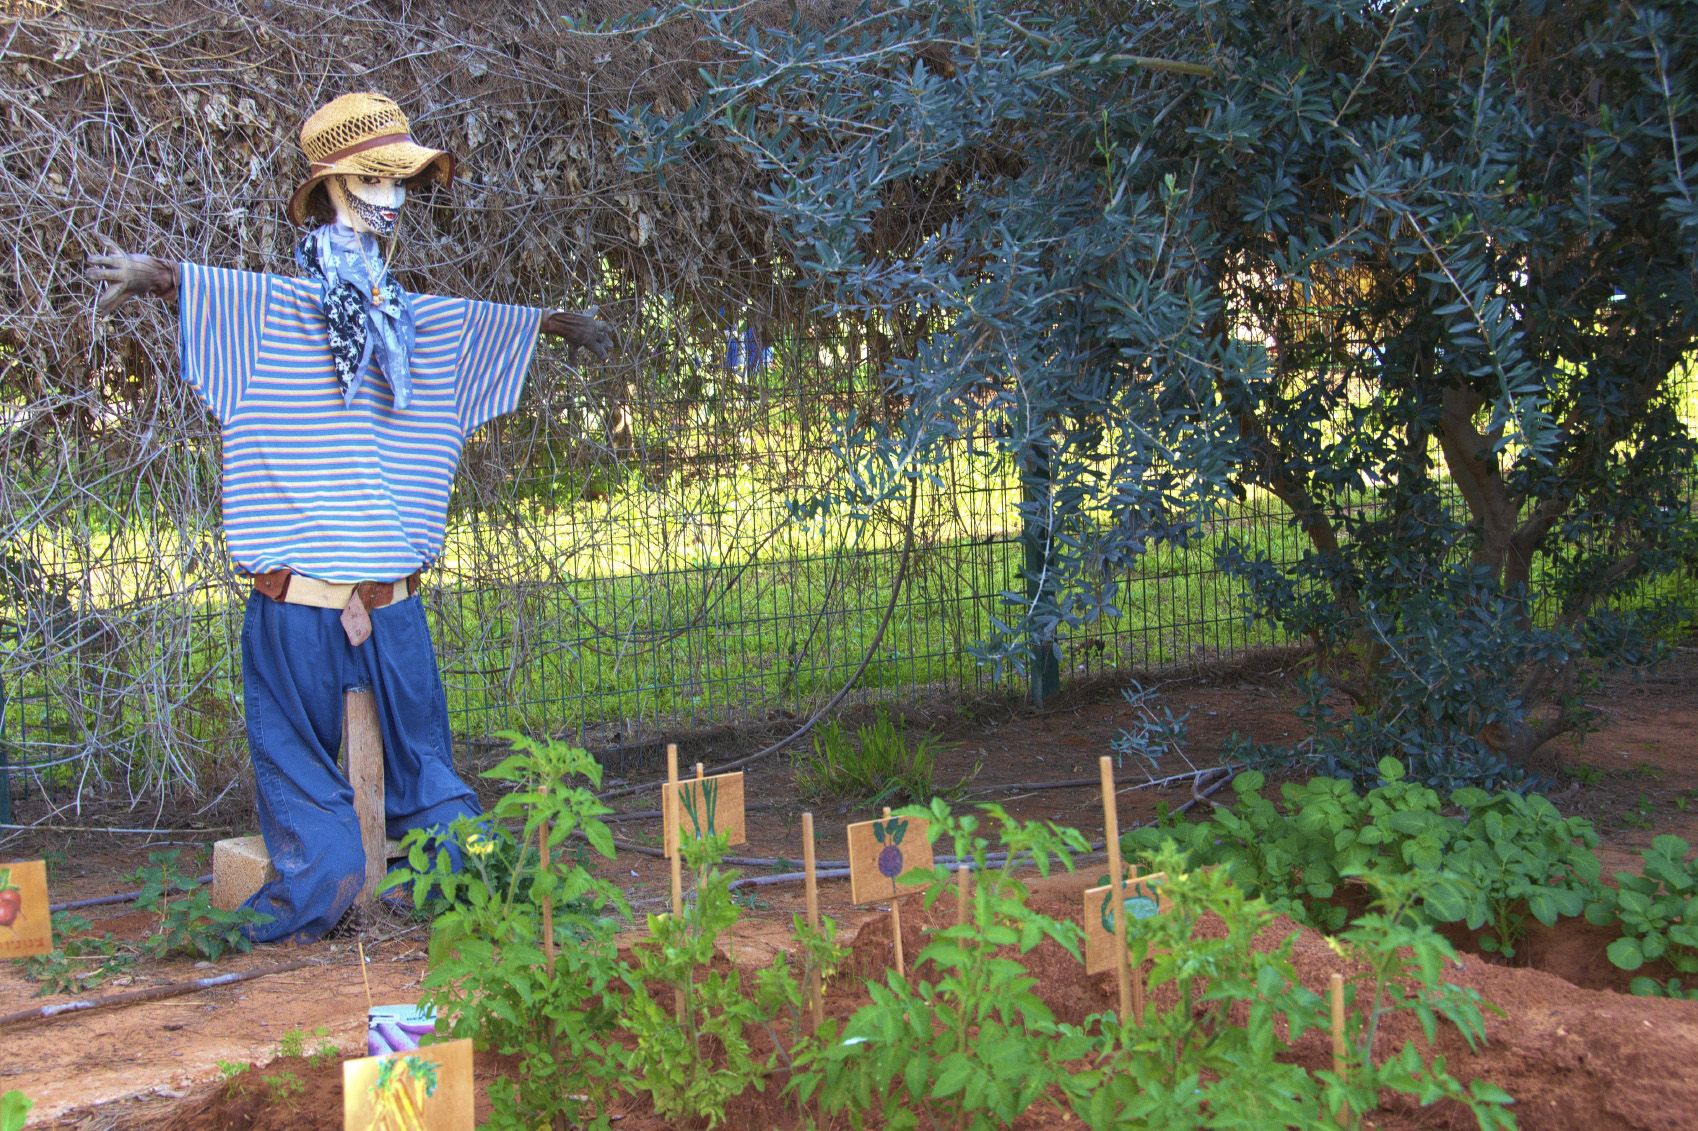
[{"xmin": 287, "ymin": 143, "xmax": 455, "ymax": 227}]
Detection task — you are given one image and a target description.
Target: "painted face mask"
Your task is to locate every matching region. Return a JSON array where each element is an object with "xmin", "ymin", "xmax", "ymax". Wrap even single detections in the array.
[{"xmin": 328, "ymin": 174, "xmax": 406, "ymax": 237}]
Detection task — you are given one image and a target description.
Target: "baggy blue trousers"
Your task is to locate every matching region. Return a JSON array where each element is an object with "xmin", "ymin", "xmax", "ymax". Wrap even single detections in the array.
[{"xmin": 238, "ymin": 590, "xmax": 479, "ymax": 943}]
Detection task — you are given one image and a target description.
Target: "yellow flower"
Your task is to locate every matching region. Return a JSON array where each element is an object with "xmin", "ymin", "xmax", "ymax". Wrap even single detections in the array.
[{"xmin": 465, "ymin": 832, "xmax": 497, "ymax": 858}]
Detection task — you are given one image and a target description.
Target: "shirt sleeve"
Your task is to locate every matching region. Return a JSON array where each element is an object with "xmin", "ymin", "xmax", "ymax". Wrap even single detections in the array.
[
  {"xmin": 177, "ymin": 262, "xmax": 269, "ymax": 424},
  {"xmin": 454, "ymin": 298, "xmax": 545, "ymax": 432}
]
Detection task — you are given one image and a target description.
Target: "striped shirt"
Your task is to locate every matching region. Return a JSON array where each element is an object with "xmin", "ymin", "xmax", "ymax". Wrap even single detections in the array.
[{"xmin": 177, "ymin": 262, "xmax": 543, "ymax": 583}]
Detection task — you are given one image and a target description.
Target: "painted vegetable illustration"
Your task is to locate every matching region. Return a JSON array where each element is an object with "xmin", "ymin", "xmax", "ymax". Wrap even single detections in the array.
[
  {"xmin": 874, "ymin": 818, "xmax": 908, "ymax": 879},
  {"xmin": 1099, "ymin": 877, "xmax": 1161, "ymax": 932},
  {"xmin": 0, "ymin": 869, "xmax": 19, "ymax": 929},
  {"xmin": 368, "ymin": 1054, "xmax": 439, "ymax": 1131},
  {"xmin": 679, "ymin": 776, "xmax": 719, "ymax": 839}
]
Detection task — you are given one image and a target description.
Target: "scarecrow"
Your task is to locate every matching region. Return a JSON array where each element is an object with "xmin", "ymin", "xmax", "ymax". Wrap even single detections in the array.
[{"xmin": 87, "ymin": 93, "xmax": 613, "ymax": 943}]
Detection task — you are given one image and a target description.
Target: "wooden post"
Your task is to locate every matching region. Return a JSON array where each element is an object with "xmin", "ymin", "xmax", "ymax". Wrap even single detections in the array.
[
  {"xmin": 1128, "ymin": 860, "xmax": 1145, "ymax": 1025},
  {"xmin": 1099, "ymin": 756, "xmax": 1133, "ymax": 1022},
  {"xmin": 955, "ymin": 863, "xmax": 970, "ymax": 928},
  {"xmin": 667, "ymin": 743, "xmax": 684, "ymax": 1021},
  {"xmin": 1331, "ymin": 972, "xmax": 1349, "ymax": 1126},
  {"xmin": 539, "ymin": 822, "xmax": 555, "ymax": 979},
  {"xmin": 802, "ymin": 811, "xmax": 824, "ymax": 1028},
  {"xmin": 884, "ymin": 806, "xmax": 905, "ymax": 977},
  {"xmin": 343, "ymin": 690, "xmax": 386, "ymax": 903}
]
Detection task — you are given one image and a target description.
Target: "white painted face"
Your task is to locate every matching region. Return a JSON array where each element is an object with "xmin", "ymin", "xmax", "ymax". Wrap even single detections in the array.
[{"xmin": 328, "ymin": 174, "xmax": 406, "ymax": 236}]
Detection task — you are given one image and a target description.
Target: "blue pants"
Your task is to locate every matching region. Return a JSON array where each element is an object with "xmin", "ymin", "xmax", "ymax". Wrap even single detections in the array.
[{"xmin": 239, "ymin": 591, "xmax": 479, "ymax": 943}]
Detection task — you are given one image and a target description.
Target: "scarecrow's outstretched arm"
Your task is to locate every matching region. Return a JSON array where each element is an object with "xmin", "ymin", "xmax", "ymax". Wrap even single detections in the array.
[
  {"xmin": 87, "ymin": 240, "xmax": 178, "ymax": 313},
  {"xmin": 540, "ymin": 308, "xmax": 614, "ymax": 361}
]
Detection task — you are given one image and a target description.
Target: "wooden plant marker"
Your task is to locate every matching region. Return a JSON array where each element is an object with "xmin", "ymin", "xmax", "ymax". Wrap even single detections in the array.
[
  {"xmin": 846, "ymin": 808, "xmax": 933, "ymax": 977},
  {"xmin": 955, "ymin": 862, "xmax": 970, "ymax": 928},
  {"xmin": 1331, "ymin": 972, "xmax": 1349, "ymax": 1127},
  {"xmin": 1083, "ymin": 867, "xmax": 1165, "ymax": 1031},
  {"xmin": 343, "ymin": 689, "xmax": 387, "ymax": 904},
  {"xmin": 0, "ymin": 859, "xmax": 52, "ymax": 960},
  {"xmin": 1098, "ymin": 756, "xmax": 1136, "ymax": 1022},
  {"xmin": 662, "ymin": 766, "xmax": 746, "ymax": 858},
  {"xmin": 802, "ymin": 810, "xmax": 824, "ymax": 1027},
  {"xmin": 665, "ymin": 745, "xmax": 684, "ymax": 1021},
  {"xmin": 343, "ymin": 1037, "xmax": 473, "ymax": 1130}
]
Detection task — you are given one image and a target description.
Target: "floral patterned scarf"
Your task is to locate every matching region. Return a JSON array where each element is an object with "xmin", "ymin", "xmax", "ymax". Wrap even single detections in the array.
[{"xmin": 294, "ymin": 223, "xmax": 417, "ymax": 408}]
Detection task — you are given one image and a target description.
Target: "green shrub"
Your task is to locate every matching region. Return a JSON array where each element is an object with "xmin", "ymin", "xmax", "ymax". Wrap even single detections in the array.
[
  {"xmin": 1126, "ymin": 759, "xmax": 1599, "ymax": 955},
  {"xmin": 386, "ymin": 734, "xmax": 631, "ymax": 1131},
  {"xmin": 619, "ymin": 831, "xmax": 816, "ymax": 1130},
  {"xmin": 127, "ymin": 849, "xmax": 270, "ymax": 960},
  {"xmin": 1058, "ymin": 848, "xmax": 1514, "ymax": 1130},
  {"xmin": 792, "ymin": 712, "xmax": 954, "ymax": 806},
  {"xmin": 791, "ymin": 802, "xmax": 1089, "ymax": 1129},
  {"xmin": 1586, "ymin": 834, "xmax": 1698, "ymax": 998}
]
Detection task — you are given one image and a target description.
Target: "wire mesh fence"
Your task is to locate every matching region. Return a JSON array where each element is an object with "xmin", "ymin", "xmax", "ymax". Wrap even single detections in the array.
[{"xmin": 1, "ymin": 2, "xmax": 1694, "ymax": 816}]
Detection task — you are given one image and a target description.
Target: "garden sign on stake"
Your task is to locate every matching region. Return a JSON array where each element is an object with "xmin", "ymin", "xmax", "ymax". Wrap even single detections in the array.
[
  {"xmin": 846, "ymin": 807, "xmax": 933, "ymax": 976},
  {"xmin": 343, "ymin": 1037, "xmax": 473, "ymax": 1131},
  {"xmin": 662, "ymin": 762, "xmax": 746, "ymax": 859},
  {"xmin": 0, "ymin": 860, "xmax": 51, "ymax": 960},
  {"xmin": 1081, "ymin": 871, "xmax": 1168, "ymax": 975}
]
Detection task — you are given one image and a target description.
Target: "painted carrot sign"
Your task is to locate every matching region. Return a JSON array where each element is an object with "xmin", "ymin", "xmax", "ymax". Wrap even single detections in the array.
[
  {"xmin": 0, "ymin": 860, "xmax": 52, "ymax": 960},
  {"xmin": 343, "ymin": 1037, "xmax": 472, "ymax": 1131},
  {"xmin": 846, "ymin": 814, "xmax": 934, "ymax": 904},
  {"xmin": 1082, "ymin": 872, "xmax": 1168, "ymax": 975},
  {"xmin": 662, "ymin": 770, "xmax": 747, "ymax": 858}
]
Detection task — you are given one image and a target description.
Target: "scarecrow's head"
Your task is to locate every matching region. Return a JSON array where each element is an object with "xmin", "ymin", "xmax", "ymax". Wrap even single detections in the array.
[{"xmin": 288, "ymin": 92, "xmax": 454, "ymax": 233}]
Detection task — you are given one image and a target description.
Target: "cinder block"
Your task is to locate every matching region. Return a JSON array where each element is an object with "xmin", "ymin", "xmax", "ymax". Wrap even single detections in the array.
[{"xmin": 212, "ymin": 835, "xmax": 277, "ymax": 911}]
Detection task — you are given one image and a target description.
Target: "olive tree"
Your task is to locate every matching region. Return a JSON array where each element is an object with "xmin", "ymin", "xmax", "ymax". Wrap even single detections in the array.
[{"xmin": 623, "ymin": 0, "xmax": 1698, "ymax": 785}]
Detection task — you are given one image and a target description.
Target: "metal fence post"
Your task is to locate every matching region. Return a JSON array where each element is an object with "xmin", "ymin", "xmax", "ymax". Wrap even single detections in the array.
[{"xmin": 1021, "ymin": 439, "xmax": 1061, "ymax": 706}]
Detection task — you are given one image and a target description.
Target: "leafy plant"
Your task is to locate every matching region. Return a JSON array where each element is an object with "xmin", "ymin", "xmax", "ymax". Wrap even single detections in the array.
[
  {"xmin": 0, "ymin": 1090, "xmax": 31, "ymax": 1131},
  {"xmin": 261, "ymin": 1070, "xmax": 304, "ymax": 1106},
  {"xmin": 215, "ymin": 1060, "xmax": 250, "ymax": 1099},
  {"xmin": 1586, "ymin": 834, "xmax": 1698, "ymax": 998},
  {"xmin": 387, "ymin": 735, "xmax": 630, "ymax": 1131},
  {"xmin": 792, "ymin": 802, "xmax": 1089, "ymax": 1129},
  {"xmin": 16, "ymin": 913, "xmax": 134, "ymax": 996},
  {"xmin": 1127, "ymin": 759, "xmax": 1600, "ymax": 954},
  {"xmin": 128, "ymin": 849, "xmax": 269, "ymax": 960},
  {"xmin": 621, "ymin": 830, "xmax": 809, "ymax": 1129},
  {"xmin": 793, "ymin": 712, "xmax": 956, "ymax": 807},
  {"xmin": 1057, "ymin": 847, "xmax": 1514, "ymax": 1129}
]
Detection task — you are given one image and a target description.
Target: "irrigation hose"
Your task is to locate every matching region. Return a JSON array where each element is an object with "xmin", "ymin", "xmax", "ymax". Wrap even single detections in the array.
[
  {"xmin": 723, "ymin": 767, "xmax": 1232, "ymax": 891},
  {"xmin": 0, "ymin": 956, "xmax": 323, "ymax": 1031},
  {"xmin": 595, "ymin": 476, "xmax": 922, "ymax": 803},
  {"xmin": 50, "ymin": 874, "xmax": 214, "ymax": 914}
]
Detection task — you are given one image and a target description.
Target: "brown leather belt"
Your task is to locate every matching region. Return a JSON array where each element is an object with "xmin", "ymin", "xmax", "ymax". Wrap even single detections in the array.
[
  {"xmin": 251, "ymin": 568, "xmax": 421, "ymax": 610},
  {"xmin": 251, "ymin": 568, "xmax": 421, "ymax": 647}
]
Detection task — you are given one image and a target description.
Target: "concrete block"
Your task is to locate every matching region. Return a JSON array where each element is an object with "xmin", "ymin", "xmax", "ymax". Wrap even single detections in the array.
[{"xmin": 212, "ymin": 835, "xmax": 276, "ymax": 911}]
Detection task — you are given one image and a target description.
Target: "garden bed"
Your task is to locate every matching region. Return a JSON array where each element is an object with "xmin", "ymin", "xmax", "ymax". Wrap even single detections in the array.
[{"xmin": 143, "ymin": 886, "xmax": 1698, "ymax": 1130}]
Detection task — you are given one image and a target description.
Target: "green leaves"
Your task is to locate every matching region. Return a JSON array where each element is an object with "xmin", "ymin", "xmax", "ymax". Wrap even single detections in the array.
[{"xmin": 1589, "ymin": 835, "xmax": 1698, "ymax": 997}]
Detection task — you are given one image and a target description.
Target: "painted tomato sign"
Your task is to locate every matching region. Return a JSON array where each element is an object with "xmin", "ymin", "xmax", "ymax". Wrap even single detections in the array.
[
  {"xmin": 0, "ymin": 859, "xmax": 53, "ymax": 959},
  {"xmin": 1082, "ymin": 872, "xmax": 1168, "ymax": 975}
]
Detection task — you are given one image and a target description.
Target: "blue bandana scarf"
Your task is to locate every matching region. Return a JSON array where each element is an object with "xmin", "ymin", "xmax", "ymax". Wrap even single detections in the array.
[{"xmin": 294, "ymin": 224, "xmax": 417, "ymax": 408}]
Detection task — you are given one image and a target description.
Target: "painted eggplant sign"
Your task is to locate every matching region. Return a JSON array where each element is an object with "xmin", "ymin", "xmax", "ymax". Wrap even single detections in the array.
[
  {"xmin": 846, "ymin": 815, "xmax": 934, "ymax": 904},
  {"xmin": 1082, "ymin": 872, "xmax": 1168, "ymax": 975},
  {"xmin": 662, "ymin": 771, "xmax": 747, "ymax": 858},
  {"xmin": 0, "ymin": 860, "xmax": 52, "ymax": 959}
]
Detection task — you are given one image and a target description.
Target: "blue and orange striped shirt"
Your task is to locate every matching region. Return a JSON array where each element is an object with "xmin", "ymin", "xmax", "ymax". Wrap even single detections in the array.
[{"xmin": 177, "ymin": 262, "xmax": 543, "ymax": 583}]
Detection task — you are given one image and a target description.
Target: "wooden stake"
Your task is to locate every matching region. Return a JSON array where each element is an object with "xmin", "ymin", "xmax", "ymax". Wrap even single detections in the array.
[
  {"xmin": 344, "ymin": 690, "xmax": 387, "ymax": 903},
  {"xmin": 955, "ymin": 863, "xmax": 970, "ymax": 928},
  {"xmin": 1128, "ymin": 860, "xmax": 1145, "ymax": 1025},
  {"xmin": 1099, "ymin": 756, "xmax": 1134, "ymax": 1022},
  {"xmin": 802, "ymin": 811, "xmax": 824, "ymax": 1028},
  {"xmin": 1331, "ymin": 971, "xmax": 1349, "ymax": 1126},
  {"xmin": 884, "ymin": 807, "xmax": 905, "ymax": 977},
  {"xmin": 356, "ymin": 939, "xmax": 374, "ymax": 1016},
  {"xmin": 539, "ymin": 822, "xmax": 555, "ymax": 979},
  {"xmin": 667, "ymin": 743, "xmax": 684, "ymax": 1021}
]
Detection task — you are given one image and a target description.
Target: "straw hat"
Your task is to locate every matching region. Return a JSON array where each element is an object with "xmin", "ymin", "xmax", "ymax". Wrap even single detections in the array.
[{"xmin": 287, "ymin": 92, "xmax": 455, "ymax": 227}]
